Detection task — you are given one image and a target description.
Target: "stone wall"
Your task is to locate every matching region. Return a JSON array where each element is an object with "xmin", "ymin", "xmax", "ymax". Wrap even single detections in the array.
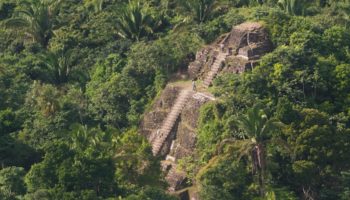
[
  {"xmin": 188, "ymin": 22, "xmax": 272, "ymax": 80},
  {"xmin": 169, "ymin": 93, "xmax": 211, "ymax": 160},
  {"xmin": 139, "ymin": 86, "xmax": 181, "ymax": 142},
  {"xmin": 139, "ymin": 85, "xmax": 213, "ymax": 192}
]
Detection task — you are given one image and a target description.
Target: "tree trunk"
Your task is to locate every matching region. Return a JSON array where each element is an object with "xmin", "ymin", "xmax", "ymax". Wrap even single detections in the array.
[
  {"xmin": 258, "ymin": 167, "xmax": 265, "ymax": 197},
  {"xmin": 255, "ymin": 143, "xmax": 266, "ymax": 197}
]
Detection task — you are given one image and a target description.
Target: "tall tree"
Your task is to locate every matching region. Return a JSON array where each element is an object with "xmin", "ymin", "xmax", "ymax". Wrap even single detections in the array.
[
  {"xmin": 84, "ymin": 0, "xmax": 104, "ymax": 13},
  {"xmin": 218, "ymin": 103, "xmax": 285, "ymax": 197},
  {"xmin": 116, "ymin": 1, "xmax": 162, "ymax": 41},
  {"xmin": 38, "ymin": 49, "xmax": 76, "ymax": 85},
  {"xmin": 3, "ymin": 0, "xmax": 62, "ymax": 47},
  {"xmin": 0, "ymin": 167, "xmax": 26, "ymax": 199},
  {"xmin": 277, "ymin": 0, "xmax": 308, "ymax": 15},
  {"xmin": 180, "ymin": 0, "xmax": 219, "ymax": 23}
]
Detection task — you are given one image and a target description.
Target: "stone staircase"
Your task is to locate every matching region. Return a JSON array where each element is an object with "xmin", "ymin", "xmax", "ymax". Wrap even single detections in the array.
[
  {"xmin": 165, "ymin": 165, "xmax": 186, "ymax": 192},
  {"xmin": 152, "ymin": 89, "xmax": 193, "ymax": 156},
  {"xmin": 192, "ymin": 92, "xmax": 216, "ymax": 101},
  {"xmin": 203, "ymin": 51, "xmax": 228, "ymax": 87}
]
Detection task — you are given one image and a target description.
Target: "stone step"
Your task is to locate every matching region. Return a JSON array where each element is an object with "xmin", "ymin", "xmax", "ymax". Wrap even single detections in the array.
[
  {"xmin": 162, "ymin": 124, "xmax": 172, "ymax": 129},
  {"xmin": 209, "ymin": 71, "xmax": 217, "ymax": 76},
  {"xmin": 162, "ymin": 127, "xmax": 171, "ymax": 131},
  {"xmin": 208, "ymin": 71, "xmax": 216, "ymax": 75},
  {"xmin": 206, "ymin": 77, "xmax": 214, "ymax": 82},
  {"xmin": 154, "ymin": 141, "xmax": 163, "ymax": 147},
  {"xmin": 166, "ymin": 115, "xmax": 177, "ymax": 121},
  {"xmin": 206, "ymin": 75, "xmax": 214, "ymax": 80},
  {"xmin": 207, "ymin": 73, "xmax": 214, "ymax": 77},
  {"xmin": 208, "ymin": 72, "xmax": 215, "ymax": 77},
  {"xmin": 162, "ymin": 125, "xmax": 171, "ymax": 130},
  {"xmin": 152, "ymin": 90, "xmax": 192, "ymax": 155},
  {"xmin": 161, "ymin": 126, "xmax": 171, "ymax": 132},
  {"xmin": 173, "ymin": 106, "xmax": 182, "ymax": 110},
  {"xmin": 165, "ymin": 165, "xmax": 187, "ymax": 192},
  {"xmin": 167, "ymin": 171, "xmax": 177, "ymax": 179},
  {"xmin": 164, "ymin": 118, "xmax": 177, "ymax": 125},
  {"xmin": 204, "ymin": 80, "xmax": 213, "ymax": 86},
  {"xmin": 205, "ymin": 77, "xmax": 212, "ymax": 81},
  {"xmin": 164, "ymin": 118, "xmax": 176, "ymax": 123},
  {"xmin": 204, "ymin": 79, "xmax": 212, "ymax": 84},
  {"xmin": 167, "ymin": 111, "xmax": 181, "ymax": 117},
  {"xmin": 202, "ymin": 52, "xmax": 227, "ymax": 88},
  {"xmin": 163, "ymin": 128, "xmax": 172, "ymax": 133},
  {"xmin": 172, "ymin": 104, "xmax": 185, "ymax": 109},
  {"xmin": 162, "ymin": 124, "xmax": 174, "ymax": 129},
  {"xmin": 166, "ymin": 119, "xmax": 176, "ymax": 125}
]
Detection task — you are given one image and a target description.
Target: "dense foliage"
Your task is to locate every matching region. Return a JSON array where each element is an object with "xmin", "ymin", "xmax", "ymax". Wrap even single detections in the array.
[{"xmin": 1, "ymin": 0, "xmax": 350, "ymax": 199}]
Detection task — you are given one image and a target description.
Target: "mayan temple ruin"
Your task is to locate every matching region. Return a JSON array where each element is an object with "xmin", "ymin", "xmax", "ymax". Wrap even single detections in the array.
[{"xmin": 139, "ymin": 22, "xmax": 272, "ymax": 199}]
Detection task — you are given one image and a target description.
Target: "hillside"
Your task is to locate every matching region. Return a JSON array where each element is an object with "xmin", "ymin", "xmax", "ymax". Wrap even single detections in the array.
[{"xmin": 1, "ymin": 1, "xmax": 350, "ymax": 200}]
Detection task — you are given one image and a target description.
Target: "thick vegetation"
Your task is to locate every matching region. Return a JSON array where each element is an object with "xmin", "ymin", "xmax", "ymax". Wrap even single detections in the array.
[{"xmin": 0, "ymin": 0, "xmax": 350, "ymax": 200}]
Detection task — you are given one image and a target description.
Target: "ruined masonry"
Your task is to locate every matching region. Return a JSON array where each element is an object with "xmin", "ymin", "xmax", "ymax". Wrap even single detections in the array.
[
  {"xmin": 139, "ymin": 22, "xmax": 272, "ymax": 198},
  {"xmin": 203, "ymin": 51, "xmax": 228, "ymax": 87},
  {"xmin": 151, "ymin": 89, "xmax": 193, "ymax": 155}
]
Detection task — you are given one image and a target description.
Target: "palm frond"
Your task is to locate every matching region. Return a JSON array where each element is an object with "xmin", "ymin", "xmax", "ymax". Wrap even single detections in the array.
[
  {"xmin": 3, "ymin": 18, "xmax": 30, "ymax": 29},
  {"xmin": 216, "ymin": 138, "xmax": 236, "ymax": 154}
]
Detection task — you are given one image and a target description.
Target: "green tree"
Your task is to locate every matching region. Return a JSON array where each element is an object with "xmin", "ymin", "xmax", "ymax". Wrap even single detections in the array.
[
  {"xmin": 114, "ymin": 129, "xmax": 164, "ymax": 193},
  {"xmin": 287, "ymin": 108, "xmax": 350, "ymax": 199},
  {"xmin": 340, "ymin": 170, "xmax": 350, "ymax": 200},
  {"xmin": 25, "ymin": 126, "xmax": 117, "ymax": 197},
  {"xmin": 0, "ymin": 1, "xmax": 16, "ymax": 20},
  {"xmin": 0, "ymin": 167, "xmax": 26, "ymax": 200},
  {"xmin": 38, "ymin": 49, "xmax": 77, "ymax": 85},
  {"xmin": 180, "ymin": 0, "xmax": 220, "ymax": 23},
  {"xmin": 334, "ymin": 64, "xmax": 350, "ymax": 92},
  {"xmin": 18, "ymin": 82, "xmax": 87, "ymax": 150},
  {"xmin": 197, "ymin": 157, "xmax": 250, "ymax": 200},
  {"xmin": 3, "ymin": 0, "xmax": 62, "ymax": 47},
  {"xmin": 84, "ymin": 0, "xmax": 104, "ymax": 13},
  {"xmin": 116, "ymin": 1, "xmax": 162, "ymax": 41},
  {"xmin": 277, "ymin": 0, "xmax": 308, "ymax": 15},
  {"xmin": 323, "ymin": 26, "xmax": 350, "ymax": 60},
  {"xmin": 124, "ymin": 187, "xmax": 177, "ymax": 200},
  {"xmin": 0, "ymin": 109, "xmax": 16, "ymax": 134},
  {"xmin": 233, "ymin": 103, "xmax": 284, "ymax": 196}
]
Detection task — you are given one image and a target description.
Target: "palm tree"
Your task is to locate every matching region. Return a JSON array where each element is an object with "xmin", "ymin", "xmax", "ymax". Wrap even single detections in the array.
[
  {"xmin": 38, "ymin": 49, "xmax": 75, "ymax": 85},
  {"xmin": 236, "ymin": 104, "xmax": 280, "ymax": 196},
  {"xmin": 84, "ymin": 0, "xmax": 104, "ymax": 13},
  {"xmin": 330, "ymin": 0, "xmax": 350, "ymax": 27},
  {"xmin": 3, "ymin": 0, "xmax": 62, "ymax": 47},
  {"xmin": 217, "ymin": 103, "xmax": 285, "ymax": 197},
  {"xmin": 69, "ymin": 124, "xmax": 90, "ymax": 150},
  {"xmin": 69, "ymin": 124, "xmax": 113, "ymax": 152},
  {"xmin": 116, "ymin": 1, "xmax": 161, "ymax": 41},
  {"xmin": 277, "ymin": 0, "xmax": 308, "ymax": 15},
  {"xmin": 28, "ymin": 81, "xmax": 61, "ymax": 116},
  {"xmin": 180, "ymin": 0, "xmax": 219, "ymax": 23}
]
